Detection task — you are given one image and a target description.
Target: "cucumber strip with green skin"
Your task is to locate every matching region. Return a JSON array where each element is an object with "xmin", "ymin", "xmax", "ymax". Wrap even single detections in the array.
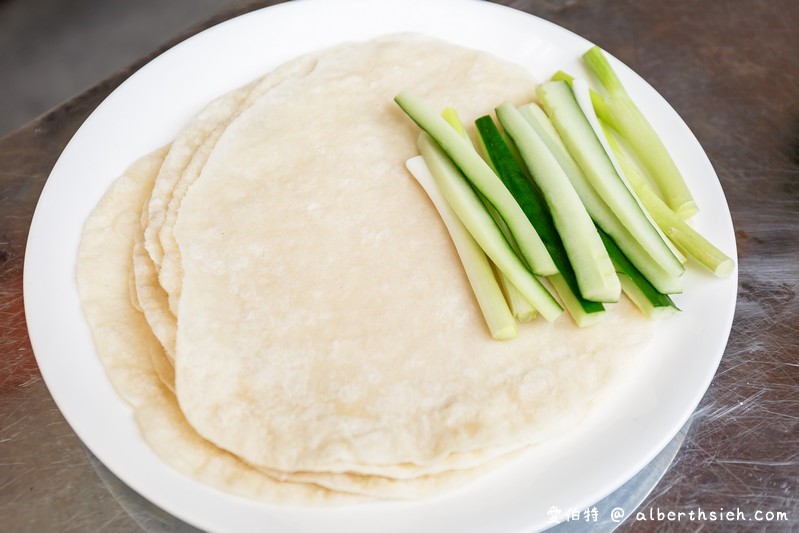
[
  {"xmin": 395, "ymin": 91, "xmax": 557, "ymax": 276},
  {"xmin": 475, "ymin": 114, "xmax": 605, "ymax": 322},
  {"xmin": 549, "ymin": 273, "xmax": 606, "ymax": 327},
  {"xmin": 518, "ymin": 102, "xmax": 683, "ymax": 294},
  {"xmin": 442, "ymin": 108, "xmax": 538, "ymax": 319},
  {"xmin": 582, "ymin": 46, "xmax": 697, "ymax": 219},
  {"xmin": 405, "ymin": 155, "xmax": 518, "ymax": 339},
  {"xmin": 618, "ymin": 274, "xmax": 679, "ymax": 320},
  {"xmin": 572, "ymin": 79, "xmax": 688, "ymax": 267},
  {"xmin": 495, "ymin": 101, "xmax": 620, "ymax": 303},
  {"xmin": 536, "ymin": 80, "xmax": 685, "ymax": 279},
  {"xmin": 416, "ymin": 133, "xmax": 562, "ymax": 322},
  {"xmin": 598, "ymin": 227, "xmax": 679, "ymax": 319},
  {"xmin": 601, "ymin": 124, "xmax": 735, "ymax": 277}
]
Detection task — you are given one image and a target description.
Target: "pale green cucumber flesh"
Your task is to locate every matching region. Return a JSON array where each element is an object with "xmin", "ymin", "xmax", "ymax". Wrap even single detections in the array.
[
  {"xmin": 495, "ymin": 101, "xmax": 620, "ymax": 303},
  {"xmin": 394, "ymin": 91, "xmax": 556, "ymax": 276},
  {"xmin": 518, "ymin": 102, "xmax": 683, "ymax": 294},
  {"xmin": 598, "ymin": 227, "xmax": 679, "ymax": 318},
  {"xmin": 474, "ymin": 114, "xmax": 604, "ymax": 319},
  {"xmin": 536, "ymin": 81, "xmax": 684, "ymax": 279},
  {"xmin": 416, "ymin": 133, "xmax": 562, "ymax": 322}
]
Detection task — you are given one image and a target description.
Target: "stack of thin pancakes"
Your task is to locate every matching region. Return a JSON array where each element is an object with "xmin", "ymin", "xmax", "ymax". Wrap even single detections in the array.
[{"xmin": 76, "ymin": 35, "xmax": 653, "ymax": 504}]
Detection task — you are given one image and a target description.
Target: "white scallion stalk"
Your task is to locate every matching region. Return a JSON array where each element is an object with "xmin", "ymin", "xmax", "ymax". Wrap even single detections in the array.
[{"xmin": 406, "ymin": 156, "xmax": 518, "ymax": 339}]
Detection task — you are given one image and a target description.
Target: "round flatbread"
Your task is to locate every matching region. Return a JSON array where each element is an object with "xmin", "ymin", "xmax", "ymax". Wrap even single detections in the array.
[
  {"xmin": 155, "ymin": 55, "xmax": 320, "ymax": 315},
  {"xmin": 172, "ymin": 34, "xmax": 653, "ymax": 476},
  {"xmin": 77, "ymin": 149, "xmax": 364, "ymax": 504},
  {"xmin": 76, "ymin": 148, "xmax": 545, "ymax": 502}
]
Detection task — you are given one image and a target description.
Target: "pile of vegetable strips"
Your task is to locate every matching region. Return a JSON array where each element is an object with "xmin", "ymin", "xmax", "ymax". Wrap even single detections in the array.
[{"xmin": 396, "ymin": 46, "xmax": 734, "ymax": 340}]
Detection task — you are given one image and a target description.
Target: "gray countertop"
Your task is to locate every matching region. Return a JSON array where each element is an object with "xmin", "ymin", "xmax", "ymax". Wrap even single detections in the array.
[{"xmin": 1, "ymin": 0, "xmax": 797, "ymax": 531}]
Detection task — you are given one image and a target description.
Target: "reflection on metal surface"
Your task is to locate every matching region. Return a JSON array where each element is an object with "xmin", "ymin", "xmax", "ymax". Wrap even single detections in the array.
[
  {"xmin": 85, "ymin": 446, "xmax": 201, "ymax": 533},
  {"xmin": 546, "ymin": 421, "xmax": 689, "ymax": 532}
]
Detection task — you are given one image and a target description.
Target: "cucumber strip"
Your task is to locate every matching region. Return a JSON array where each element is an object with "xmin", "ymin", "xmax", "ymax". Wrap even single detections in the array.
[
  {"xmin": 549, "ymin": 273, "xmax": 606, "ymax": 327},
  {"xmin": 582, "ymin": 46, "xmax": 697, "ymax": 219},
  {"xmin": 602, "ymin": 126, "xmax": 735, "ymax": 277},
  {"xmin": 406, "ymin": 155, "xmax": 518, "ymax": 339},
  {"xmin": 598, "ymin": 227, "xmax": 680, "ymax": 319},
  {"xmin": 416, "ymin": 133, "xmax": 562, "ymax": 322},
  {"xmin": 395, "ymin": 91, "xmax": 557, "ymax": 276},
  {"xmin": 551, "ymin": 70, "xmax": 615, "ymax": 129},
  {"xmin": 475, "ymin": 114, "xmax": 605, "ymax": 323},
  {"xmin": 495, "ymin": 102, "xmax": 620, "ymax": 303},
  {"xmin": 517, "ymin": 102, "xmax": 683, "ymax": 294},
  {"xmin": 618, "ymin": 274, "xmax": 679, "ymax": 320},
  {"xmin": 536, "ymin": 80, "xmax": 685, "ymax": 279},
  {"xmin": 442, "ymin": 108, "xmax": 537, "ymax": 319},
  {"xmin": 572, "ymin": 79, "xmax": 688, "ymax": 266},
  {"xmin": 596, "ymin": 119, "xmax": 686, "ymax": 267}
]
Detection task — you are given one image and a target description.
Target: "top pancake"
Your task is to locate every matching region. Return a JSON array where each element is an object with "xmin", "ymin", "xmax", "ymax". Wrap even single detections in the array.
[{"xmin": 170, "ymin": 34, "xmax": 653, "ymax": 475}]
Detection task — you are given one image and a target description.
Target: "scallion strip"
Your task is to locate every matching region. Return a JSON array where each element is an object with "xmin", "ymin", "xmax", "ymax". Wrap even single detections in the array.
[
  {"xmin": 583, "ymin": 46, "xmax": 697, "ymax": 219},
  {"xmin": 551, "ymin": 70, "xmax": 615, "ymax": 129},
  {"xmin": 602, "ymin": 125, "xmax": 735, "ymax": 277},
  {"xmin": 416, "ymin": 133, "xmax": 562, "ymax": 322},
  {"xmin": 406, "ymin": 155, "xmax": 518, "ymax": 339}
]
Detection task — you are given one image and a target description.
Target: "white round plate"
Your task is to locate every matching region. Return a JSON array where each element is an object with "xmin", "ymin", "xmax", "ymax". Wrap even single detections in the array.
[{"xmin": 24, "ymin": 0, "xmax": 737, "ymax": 531}]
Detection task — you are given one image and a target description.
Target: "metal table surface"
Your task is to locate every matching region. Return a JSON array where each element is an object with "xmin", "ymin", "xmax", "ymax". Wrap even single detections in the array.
[{"xmin": 1, "ymin": 1, "xmax": 797, "ymax": 531}]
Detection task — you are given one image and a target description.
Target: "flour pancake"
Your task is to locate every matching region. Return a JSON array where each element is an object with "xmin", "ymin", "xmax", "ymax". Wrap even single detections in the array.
[
  {"xmin": 77, "ymin": 149, "xmax": 364, "ymax": 505},
  {"xmin": 132, "ymin": 229, "xmax": 177, "ymax": 392},
  {"xmin": 77, "ymin": 149, "xmax": 536, "ymax": 500},
  {"xmin": 130, "ymin": 136, "xmax": 529, "ymax": 481},
  {"xmin": 172, "ymin": 34, "xmax": 654, "ymax": 475},
  {"xmin": 143, "ymin": 85, "xmax": 252, "ymax": 269},
  {"xmin": 158, "ymin": 130, "xmax": 221, "ymax": 315},
  {"xmin": 78, "ymin": 34, "xmax": 654, "ymax": 503},
  {"xmin": 154, "ymin": 55, "xmax": 320, "ymax": 315},
  {"xmin": 134, "ymin": 197, "xmax": 177, "ymax": 363},
  {"xmin": 132, "ymin": 209, "xmax": 543, "ymax": 485}
]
